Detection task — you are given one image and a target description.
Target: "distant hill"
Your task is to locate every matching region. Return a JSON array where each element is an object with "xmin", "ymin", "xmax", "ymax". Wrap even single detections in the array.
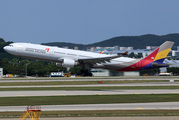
[
  {"xmin": 42, "ymin": 33, "xmax": 179, "ymax": 49},
  {"xmin": 42, "ymin": 42, "xmax": 86, "ymax": 50}
]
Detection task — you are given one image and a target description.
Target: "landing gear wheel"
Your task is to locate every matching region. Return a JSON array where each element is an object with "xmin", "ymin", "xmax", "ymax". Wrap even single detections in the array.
[
  {"xmin": 81, "ymin": 69, "xmax": 93, "ymax": 77},
  {"xmin": 80, "ymin": 69, "xmax": 84, "ymax": 73},
  {"xmin": 88, "ymin": 72, "xmax": 93, "ymax": 77}
]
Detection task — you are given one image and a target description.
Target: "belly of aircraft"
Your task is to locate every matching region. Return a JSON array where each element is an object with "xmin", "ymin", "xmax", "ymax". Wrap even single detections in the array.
[{"xmin": 93, "ymin": 59, "xmax": 140, "ymax": 71}]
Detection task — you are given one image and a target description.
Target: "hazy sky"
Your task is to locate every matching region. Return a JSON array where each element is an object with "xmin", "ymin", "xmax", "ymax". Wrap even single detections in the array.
[{"xmin": 0, "ymin": 0, "xmax": 179, "ymax": 44}]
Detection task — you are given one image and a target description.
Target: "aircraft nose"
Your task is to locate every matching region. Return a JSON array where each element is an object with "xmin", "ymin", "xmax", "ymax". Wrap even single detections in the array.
[
  {"xmin": 3, "ymin": 46, "xmax": 8, "ymax": 51},
  {"xmin": 3, "ymin": 46, "xmax": 10, "ymax": 52}
]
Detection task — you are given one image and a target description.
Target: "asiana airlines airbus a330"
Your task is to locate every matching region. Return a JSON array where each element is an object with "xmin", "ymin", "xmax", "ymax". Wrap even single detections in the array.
[{"xmin": 3, "ymin": 41, "xmax": 174, "ymax": 76}]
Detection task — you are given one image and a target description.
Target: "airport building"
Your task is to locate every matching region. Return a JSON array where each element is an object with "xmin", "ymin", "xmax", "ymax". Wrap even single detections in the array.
[
  {"xmin": 0, "ymin": 68, "xmax": 3, "ymax": 77},
  {"xmin": 88, "ymin": 45, "xmax": 179, "ymax": 58}
]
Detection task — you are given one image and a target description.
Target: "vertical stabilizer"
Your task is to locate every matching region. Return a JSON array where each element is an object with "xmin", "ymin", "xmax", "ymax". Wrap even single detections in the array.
[
  {"xmin": 118, "ymin": 41, "xmax": 174, "ymax": 71},
  {"xmin": 153, "ymin": 41, "xmax": 174, "ymax": 63},
  {"xmin": 138, "ymin": 41, "xmax": 174, "ymax": 70}
]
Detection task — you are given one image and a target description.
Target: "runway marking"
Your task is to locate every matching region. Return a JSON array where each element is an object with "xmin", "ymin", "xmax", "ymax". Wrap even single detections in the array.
[
  {"xmin": 54, "ymin": 86, "xmax": 58, "ymax": 87},
  {"xmin": 133, "ymin": 93, "xmax": 141, "ymax": 94},
  {"xmin": 136, "ymin": 107, "xmax": 143, "ymax": 110},
  {"xmin": 17, "ymin": 95, "xmax": 26, "ymax": 97},
  {"xmin": 116, "ymin": 85, "xmax": 120, "ymax": 86},
  {"xmin": 172, "ymin": 92, "xmax": 179, "ymax": 93}
]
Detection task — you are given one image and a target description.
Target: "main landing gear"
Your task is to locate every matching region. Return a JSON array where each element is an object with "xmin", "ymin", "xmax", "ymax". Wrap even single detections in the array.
[{"xmin": 80, "ymin": 69, "xmax": 93, "ymax": 77}]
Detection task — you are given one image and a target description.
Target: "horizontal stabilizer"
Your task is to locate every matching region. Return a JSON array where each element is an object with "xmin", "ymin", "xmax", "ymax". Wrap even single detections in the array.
[{"xmin": 151, "ymin": 62, "xmax": 172, "ymax": 68}]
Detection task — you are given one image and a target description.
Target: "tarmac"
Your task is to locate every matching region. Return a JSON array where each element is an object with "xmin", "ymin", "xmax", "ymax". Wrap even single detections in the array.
[
  {"xmin": 1, "ymin": 82, "xmax": 179, "ymax": 88},
  {"xmin": 0, "ymin": 89, "xmax": 179, "ymax": 97},
  {"xmin": 1, "ymin": 102, "xmax": 179, "ymax": 112},
  {"xmin": 1, "ymin": 77, "xmax": 179, "ymax": 119},
  {"xmin": 1, "ymin": 117, "xmax": 179, "ymax": 120}
]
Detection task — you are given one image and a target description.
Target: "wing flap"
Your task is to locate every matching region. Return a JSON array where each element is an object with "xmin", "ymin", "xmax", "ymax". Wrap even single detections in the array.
[{"xmin": 78, "ymin": 52, "xmax": 128, "ymax": 64}]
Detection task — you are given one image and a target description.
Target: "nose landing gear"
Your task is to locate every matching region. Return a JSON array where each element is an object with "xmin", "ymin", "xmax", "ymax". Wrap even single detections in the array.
[{"xmin": 18, "ymin": 57, "xmax": 21, "ymax": 63}]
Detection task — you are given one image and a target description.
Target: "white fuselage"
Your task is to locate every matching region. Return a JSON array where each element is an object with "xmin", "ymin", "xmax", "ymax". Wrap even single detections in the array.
[{"xmin": 4, "ymin": 43, "xmax": 137, "ymax": 70}]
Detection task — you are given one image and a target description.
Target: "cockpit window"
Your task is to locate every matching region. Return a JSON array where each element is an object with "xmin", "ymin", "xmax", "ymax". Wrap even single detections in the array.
[{"xmin": 9, "ymin": 45, "xmax": 13, "ymax": 47}]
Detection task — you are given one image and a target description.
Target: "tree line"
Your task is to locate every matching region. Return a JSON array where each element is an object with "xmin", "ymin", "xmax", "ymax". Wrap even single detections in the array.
[
  {"xmin": 0, "ymin": 57, "xmax": 177, "ymax": 77},
  {"xmin": 1, "ymin": 58, "xmax": 85, "ymax": 77},
  {"xmin": 1, "ymin": 58, "xmax": 179, "ymax": 76}
]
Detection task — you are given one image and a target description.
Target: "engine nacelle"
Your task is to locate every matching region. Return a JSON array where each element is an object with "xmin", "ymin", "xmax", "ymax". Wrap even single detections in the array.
[
  {"xmin": 56, "ymin": 59, "xmax": 76, "ymax": 68},
  {"xmin": 63, "ymin": 59, "xmax": 75, "ymax": 68}
]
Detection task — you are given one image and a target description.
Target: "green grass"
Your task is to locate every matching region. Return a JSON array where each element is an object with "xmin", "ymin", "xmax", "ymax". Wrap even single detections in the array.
[
  {"xmin": 0, "ymin": 86, "xmax": 179, "ymax": 91},
  {"xmin": 35, "ymin": 110, "xmax": 179, "ymax": 117},
  {"xmin": 1, "ymin": 94, "xmax": 179, "ymax": 106},
  {"xmin": 1, "ymin": 110, "xmax": 179, "ymax": 118},
  {"xmin": 0, "ymin": 80, "xmax": 170, "ymax": 86}
]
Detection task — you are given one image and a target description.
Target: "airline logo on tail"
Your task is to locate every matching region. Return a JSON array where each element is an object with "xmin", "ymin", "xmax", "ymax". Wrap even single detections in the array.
[{"xmin": 118, "ymin": 41, "xmax": 174, "ymax": 71}]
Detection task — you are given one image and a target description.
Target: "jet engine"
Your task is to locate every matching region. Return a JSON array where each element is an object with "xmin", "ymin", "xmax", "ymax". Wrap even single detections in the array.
[{"xmin": 56, "ymin": 59, "xmax": 76, "ymax": 68}]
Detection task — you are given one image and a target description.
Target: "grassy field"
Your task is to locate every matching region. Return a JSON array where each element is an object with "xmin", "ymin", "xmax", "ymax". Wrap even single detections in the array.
[
  {"xmin": 1, "ymin": 86, "xmax": 179, "ymax": 91},
  {"xmin": 1, "ymin": 94, "xmax": 179, "ymax": 106},
  {"xmin": 0, "ymin": 80, "xmax": 171, "ymax": 86}
]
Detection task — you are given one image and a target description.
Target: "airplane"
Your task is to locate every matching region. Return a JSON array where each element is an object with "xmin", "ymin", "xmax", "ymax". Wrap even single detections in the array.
[{"xmin": 3, "ymin": 41, "xmax": 174, "ymax": 76}]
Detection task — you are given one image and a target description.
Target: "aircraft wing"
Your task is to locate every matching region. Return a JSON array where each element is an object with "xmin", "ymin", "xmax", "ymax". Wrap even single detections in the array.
[{"xmin": 78, "ymin": 52, "xmax": 128, "ymax": 64}]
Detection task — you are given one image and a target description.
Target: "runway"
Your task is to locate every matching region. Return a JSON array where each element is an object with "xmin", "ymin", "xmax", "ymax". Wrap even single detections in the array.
[
  {"xmin": 0, "ymin": 89, "xmax": 179, "ymax": 97},
  {"xmin": 1, "ymin": 77, "xmax": 179, "ymax": 118},
  {"xmin": 0, "ymin": 102, "xmax": 179, "ymax": 112},
  {"xmin": 0, "ymin": 82, "xmax": 179, "ymax": 88}
]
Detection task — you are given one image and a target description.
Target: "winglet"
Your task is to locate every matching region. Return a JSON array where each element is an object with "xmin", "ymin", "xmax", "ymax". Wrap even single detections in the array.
[
  {"xmin": 121, "ymin": 51, "xmax": 128, "ymax": 56},
  {"xmin": 99, "ymin": 51, "xmax": 104, "ymax": 54}
]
